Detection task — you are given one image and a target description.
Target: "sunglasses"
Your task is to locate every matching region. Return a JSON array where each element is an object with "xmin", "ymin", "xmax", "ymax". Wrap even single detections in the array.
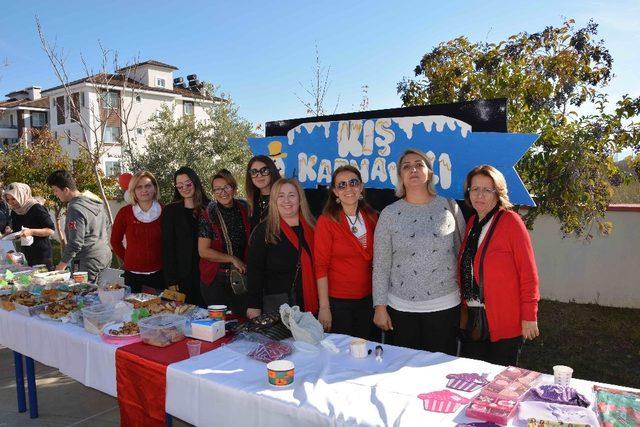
[
  {"xmin": 249, "ymin": 166, "xmax": 271, "ymax": 178},
  {"xmin": 213, "ymin": 184, "xmax": 233, "ymax": 195},
  {"xmin": 175, "ymin": 181, "xmax": 194, "ymax": 191},
  {"xmin": 335, "ymin": 178, "xmax": 361, "ymax": 190}
]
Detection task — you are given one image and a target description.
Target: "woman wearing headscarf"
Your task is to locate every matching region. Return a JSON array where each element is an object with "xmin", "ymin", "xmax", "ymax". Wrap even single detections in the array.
[{"xmin": 3, "ymin": 182, "xmax": 55, "ymax": 269}]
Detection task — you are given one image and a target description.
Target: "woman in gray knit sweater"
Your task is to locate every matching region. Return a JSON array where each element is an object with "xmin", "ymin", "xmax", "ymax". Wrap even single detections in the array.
[{"xmin": 373, "ymin": 148, "xmax": 464, "ymax": 355}]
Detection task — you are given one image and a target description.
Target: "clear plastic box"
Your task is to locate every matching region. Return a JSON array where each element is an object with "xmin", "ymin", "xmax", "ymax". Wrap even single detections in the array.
[
  {"xmin": 81, "ymin": 303, "xmax": 116, "ymax": 334},
  {"xmin": 138, "ymin": 314, "xmax": 187, "ymax": 347}
]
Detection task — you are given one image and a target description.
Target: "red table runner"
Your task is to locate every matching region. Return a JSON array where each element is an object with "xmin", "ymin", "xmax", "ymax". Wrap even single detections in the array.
[{"xmin": 116, "ymin": 333, "xmax": 234, "ymax": 426}]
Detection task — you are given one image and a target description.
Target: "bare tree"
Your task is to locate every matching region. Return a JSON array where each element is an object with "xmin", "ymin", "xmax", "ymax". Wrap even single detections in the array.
[
  {"xmin": 294, "ymin": 44, "xmax": 340, "ymax": 117},
  {"xmin": 36, "ymin": 17, "xmax": 145, "ymax": 223}
]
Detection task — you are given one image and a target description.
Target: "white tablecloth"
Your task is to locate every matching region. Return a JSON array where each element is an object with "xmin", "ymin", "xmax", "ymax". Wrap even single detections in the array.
[
  {"xmin": 166, "ymin": 334, "xmax": 608, "ymax": 427},
  {"xmin": 0, "ymin": 309, "xmax": 121, "ymax": 396}
]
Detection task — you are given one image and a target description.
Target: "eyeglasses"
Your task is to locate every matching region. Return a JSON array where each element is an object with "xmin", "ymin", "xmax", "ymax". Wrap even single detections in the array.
[
  {"xmin": 335, "ymin": 178, "xmax": 361, "ymax": 190},
  {"xmin": 468, "ymin": 186, "xmax": 497, "ymax": 197},
  {"xmin": 213, "ymin": 184, "xmax": 233, "ymax": 195},
  {"xmin": 249, "ymin": 167, "xmax": 271, "ymax": 178},
  {"xmin": 400, "ymin": 161, "xmax": 427, "ymax": 172},
  {"xmin": 175, "ymin": 181, "xmax": 193, "ymax": 191}
]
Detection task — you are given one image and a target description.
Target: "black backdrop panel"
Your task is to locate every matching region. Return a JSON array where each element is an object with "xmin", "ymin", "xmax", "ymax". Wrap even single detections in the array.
[{"xmin": 264, "ymin": 99, "xmax": 507, "ymax": 217}]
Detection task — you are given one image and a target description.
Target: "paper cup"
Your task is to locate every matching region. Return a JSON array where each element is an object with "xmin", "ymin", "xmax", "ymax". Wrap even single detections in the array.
[
  {"xmin": 349, "ymin": 338, "xmax": 367, "ymax": 358},
  {"xmin": 73, "ymin": 272, "xmax": 89, "ymax": 283},
  {"xmin": 207, "ymin": 305, "xmax": 227, "ymax": 320},
  {"xmin": 553, "ymin": 365, "xmax": 573, "ymax": 386},
  {"xmin": 267, "ymin": 360, "xmax": 294, "ymax": 386}
]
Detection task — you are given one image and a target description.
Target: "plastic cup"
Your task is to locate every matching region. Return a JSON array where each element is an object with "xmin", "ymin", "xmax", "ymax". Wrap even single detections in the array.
[
  {"xmin": 208, "ymin": 305, "xmax": 227, "ymax": 320},
  {"xmin": 553, "ymin": 365, "xmax": 573, "ymax": 386},
  {"xmin": 73, "ymin": 272, "xmax": 89, "ymax": 283},
  {"xmin": 267, "ymin": 360, "xmax": 295, "ymax": 386},
  {"xmin": 349, "ymin": 338, "xmax": 368, "ymax": 358},
  {"xmin": 187, "ymin": 340, "xmax": 202, "ymax": 358}
]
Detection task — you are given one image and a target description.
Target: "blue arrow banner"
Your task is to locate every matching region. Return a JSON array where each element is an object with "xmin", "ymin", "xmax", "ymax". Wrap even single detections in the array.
[{"xmin": 249, "ymin": 115, "xmax": 538, "ymax": 206}]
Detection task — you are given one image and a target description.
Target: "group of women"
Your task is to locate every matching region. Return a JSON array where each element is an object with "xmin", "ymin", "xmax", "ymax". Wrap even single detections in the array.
[{"xmin": 2, "ymin": 148, "xmax": 540, "ymax": 366}]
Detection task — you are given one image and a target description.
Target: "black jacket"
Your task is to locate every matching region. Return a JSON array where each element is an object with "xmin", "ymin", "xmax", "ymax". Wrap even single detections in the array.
[{"xmin": 161, "ymin": 202, "xmax": 199, "ymax": 286}]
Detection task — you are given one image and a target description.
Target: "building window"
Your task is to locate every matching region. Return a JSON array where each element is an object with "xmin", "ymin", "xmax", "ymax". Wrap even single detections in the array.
[
  {"xmin": 136, "ymin": 128, "xmax": 144, "ymax": 135},
  {"xmin": 9, "ymin": 114, "xmax": 14, "ymax": 127},
  {"xmin": 135, "ymin": 95, "xmax": 141, "ymax": 103},
  {"xmin": 70, "ymin": 93, "xmax": 80, "ymax": 122},
  {"xmin": 104, "ymin": 126, "xmax": 121, "ymax": 143},
  {"xmin": 183, "ymin": 101, "xmax": 194, "ymax": 116},
  {"xmin": 56, "ymin": 96, "xmax": 65, "ymax": 124},
  {"xmin": 100, "ymin": 91, "xmax": 120, "ymax": 109},
  {"xmin": 31, "ymin": 112, "xmax": 47, "ymax": 127},
  {"xmin": 156, "ymin": 78, "xmax": 166, "ymax": 88},
  {"xmin": 80, "ymin": 91, "xmax": 86, "ymax": 107},
  {"xmin": 104, "ymin": 161, "xmax": 122, "ymax": 177}
]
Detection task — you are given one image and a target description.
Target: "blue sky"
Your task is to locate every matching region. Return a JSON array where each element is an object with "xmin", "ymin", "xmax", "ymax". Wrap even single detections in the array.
[{"xmin": 1, "ymin": 0, "xmax": 638, "ymax": 135}]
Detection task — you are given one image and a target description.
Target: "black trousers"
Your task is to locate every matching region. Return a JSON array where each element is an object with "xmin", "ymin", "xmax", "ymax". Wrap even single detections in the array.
[
  {"xmin": 330, "ymin": 296, "xmax": 375, "ymax": 340},
  {"xmin": 462, "ymin": 336, "xmax": 524, "ymax": 366},
  {"xmin": 123, "ymin": 271, "xmax": 164, "ymax": 294},
  {"xmin": 387, "ymin": 305, "xmax": 460, "ymax": 355},
  {"xmin": 200, "ymin": 272, "xmax": 247, "ymax": 316}
]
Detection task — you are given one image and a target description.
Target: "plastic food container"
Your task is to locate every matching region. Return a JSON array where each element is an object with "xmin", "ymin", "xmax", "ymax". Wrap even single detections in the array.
[
  {"xmin": 138, "ymin": 314, "xmax": 187, "ymax": 347},
  {"xmin": 82, "ymin": 303, "xmax": 116, "ymax": 334},
  {"xmin": 98, "ymin": 284, "xmax": 130, "ymax": 304}
]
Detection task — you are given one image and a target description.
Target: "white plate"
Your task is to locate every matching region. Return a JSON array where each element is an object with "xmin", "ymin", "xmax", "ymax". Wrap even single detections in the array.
[
  {"xmin": 102, "ymin": 321, "xmax": 140, "ymax": 337},
  {"xmin": 1, "ymin": 231, "xmax": 22, "ymax": 241}
]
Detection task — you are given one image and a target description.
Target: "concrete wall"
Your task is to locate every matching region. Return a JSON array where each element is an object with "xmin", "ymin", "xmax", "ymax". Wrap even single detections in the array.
[{"xmin": 529, "ymin": 206, "xmax": 640, "ymax": 308}]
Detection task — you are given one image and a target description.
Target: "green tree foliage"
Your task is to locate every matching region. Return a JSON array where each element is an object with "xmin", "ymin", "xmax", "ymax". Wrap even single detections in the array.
[
  {"xmin": 133, "ymin": 87, "xmax": 255, "ymax": 203},
  {"xmin": 0, "ymin": 128, "xmax": 116, "ymax": 243},
  {"xmin": 397, "ymin": 20, "xmax": 640, "ymax": 238}
]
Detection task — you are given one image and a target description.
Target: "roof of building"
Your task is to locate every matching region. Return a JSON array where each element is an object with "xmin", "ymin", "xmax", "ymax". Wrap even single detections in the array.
[
  {"xmin": 42, "ymin": 73, "xmax": 220, "ymax": 102},
  {"xmin": 116, "ymin": 60, "xmax": 179, "ymax": 72},
  {"xmin": 0, "ymin": 97, "xmax": 49, "ymax": 109},
  {"xmin": 4, "ymin": 90, "xmax": 28, "ymax": 97}
]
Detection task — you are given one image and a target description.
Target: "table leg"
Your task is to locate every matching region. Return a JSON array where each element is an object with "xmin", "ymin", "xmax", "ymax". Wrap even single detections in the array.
[
  {"xmin": 12, "ymin": 351, "xmax": 26, "ymax": 413},
  {"xmin": 25, "ymin": 356, "xmax": 38, "ymax": 419},
  {"xmin": 165, "ymin": 413, "xmax": 173, "ymax": 427}
]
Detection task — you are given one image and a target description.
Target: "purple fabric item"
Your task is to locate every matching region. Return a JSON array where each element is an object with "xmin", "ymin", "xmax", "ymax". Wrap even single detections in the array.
[
  {"xmin": 456, "ymin": 423, "xmax": 500, "ymax": 427},
  {"xmin": 529, "ymin": 385, "xmax": 591, "ymax": 407}
]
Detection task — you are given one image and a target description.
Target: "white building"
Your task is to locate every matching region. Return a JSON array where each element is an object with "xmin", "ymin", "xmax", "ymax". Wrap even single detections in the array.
[
  {"xmin": 0, "ymin": 86, "xmax": 49, "ymax": 150},
  {"xmin": 40, "ymin": 60, "xmax": 217, "ymax": 175}
]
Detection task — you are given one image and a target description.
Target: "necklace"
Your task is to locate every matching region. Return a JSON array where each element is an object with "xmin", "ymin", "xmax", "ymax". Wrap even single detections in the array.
[{"xmin": 346, "ymin": 209, "xmax": 360, "ymax": 233}]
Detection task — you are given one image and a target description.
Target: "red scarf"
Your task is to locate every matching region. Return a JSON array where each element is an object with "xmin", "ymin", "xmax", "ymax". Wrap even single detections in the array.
[{"xmin": 280, "ymin": 216, "xmax": 318, "ymax": 314}]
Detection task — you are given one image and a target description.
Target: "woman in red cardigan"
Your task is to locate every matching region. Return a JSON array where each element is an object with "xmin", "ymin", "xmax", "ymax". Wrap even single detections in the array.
[
  {"xmin": 198, "ymin": 169, "xmax": 251, "ymax": 314},
  {"xmin": 315, "ymin": 165, "xmax": 378, "ymax": 339},
  {"xmin": 458, "ymin": 165, "xmax": 540, "ymax": 366},
  {"xmin": 110, "ymin": 171, "xmax": 164, "ymax": 293}
]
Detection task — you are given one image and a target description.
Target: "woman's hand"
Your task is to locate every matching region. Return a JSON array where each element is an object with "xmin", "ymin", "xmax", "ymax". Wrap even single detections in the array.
[
  {"xmin": 246, "ymin": 308, "xmax": 261, "ymax": 319},
  {"xmin": 373, "ymin": 305, "xmax": 393, "ymax": 331},
  {"xmin": 318, "ymin": 306, "xmax": 332, "ymax": 331},
  {"xmin": 20, "ymin": 228, "xmax": 32, "ymax": 237},
  {"xmin": 522, "ymin": 320, "xmax": 539, "ymax": 340},
  {"xmin": 231, "ymin": 256, "xmax": 247, "ymax": 274}
]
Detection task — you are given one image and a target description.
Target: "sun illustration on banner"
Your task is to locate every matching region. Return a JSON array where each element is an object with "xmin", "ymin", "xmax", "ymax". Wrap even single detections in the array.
[{"xmin": 249, "ymin": 115, "xmax": 538, "ymax": 206}]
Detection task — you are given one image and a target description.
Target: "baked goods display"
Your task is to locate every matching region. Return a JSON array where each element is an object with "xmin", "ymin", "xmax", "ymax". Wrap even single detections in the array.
[
  {"xmin": 10, "ymin": 291, "xmax": 41, "ymax": 307},
  {"xmin": 125, "ymin": 293, "xmax": 161, "ymax": 309},
  {"xmin": 146, "ymin": 301, "xmax": 196, "ymax": 316},
  {"xmin": 31, "ymin": 270, "xmax": 71, "ymax": 286},
  {"xmin": 138, "ymin": 314, "xmax": 187, "ymax": 347},
  {"xmin": 42, "ymin": 299, "xmax": 79, "ymax": 320},
  {"xmin": 107, "ymin": 321, "xmax": 140, "ymax": 336}
]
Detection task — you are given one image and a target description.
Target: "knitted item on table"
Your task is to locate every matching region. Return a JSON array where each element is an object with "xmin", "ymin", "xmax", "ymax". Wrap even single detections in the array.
[{"xmin": 446, "ymin": 373, "xmax": 490, "ymax": 392}]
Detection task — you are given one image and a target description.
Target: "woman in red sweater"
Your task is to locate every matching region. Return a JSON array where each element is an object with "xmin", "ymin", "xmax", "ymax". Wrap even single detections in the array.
[
  {"xmin": 110, "ymin": 171, "xmax": 163, "ymax": 293},
  {"xmin": 314, "ymin": 165, "xmax": 378, "ymax": 339},
  {"xmin": 458, "ymin": 165, "xmax": 540, "ymax": 366}
]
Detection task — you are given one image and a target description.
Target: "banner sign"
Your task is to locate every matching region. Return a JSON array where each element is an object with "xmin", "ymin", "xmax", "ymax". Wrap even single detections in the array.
[{"xmin": 249, "ymin": 115, "xmax": 538, "ymax": 205}]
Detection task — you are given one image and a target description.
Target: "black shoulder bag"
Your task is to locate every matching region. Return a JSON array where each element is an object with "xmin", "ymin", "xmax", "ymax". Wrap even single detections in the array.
[
  {"xmin": 464, "ymin": 210, "xmax": 504, "ymax": 342},
  {"xmin": 213, "ymin": 205, "xmax": 248, "ymax": 296}
]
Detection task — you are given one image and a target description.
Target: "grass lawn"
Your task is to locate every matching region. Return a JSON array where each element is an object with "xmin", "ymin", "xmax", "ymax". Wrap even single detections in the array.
[{"xmin": 519, "ymin": 299, "xmax": 640, "ymax": 388}]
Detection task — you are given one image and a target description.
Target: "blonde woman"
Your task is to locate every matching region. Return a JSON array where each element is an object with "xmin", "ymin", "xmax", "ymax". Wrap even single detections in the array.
[
  {"xmin": 372, "ymin": 149, "xmax": 465, "ymax": 355},
  {"xmin": 110, "ymin": 171, "xmax": 163, "ymax": 293},
  {"xmin": 246, "ymin": 178, "xmax": 318, "ymax": 318}
]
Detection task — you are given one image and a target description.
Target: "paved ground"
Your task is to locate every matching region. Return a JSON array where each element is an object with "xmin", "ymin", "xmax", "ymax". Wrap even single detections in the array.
[{"xmin": 0, "ymin": 347, "xmax": 190, "ymax": 427}]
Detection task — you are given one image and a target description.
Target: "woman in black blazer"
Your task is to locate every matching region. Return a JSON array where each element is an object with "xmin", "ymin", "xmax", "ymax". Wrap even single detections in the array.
[{"xmin": 162, "ymin": 167, "xmax": 210, "ymax": 306}]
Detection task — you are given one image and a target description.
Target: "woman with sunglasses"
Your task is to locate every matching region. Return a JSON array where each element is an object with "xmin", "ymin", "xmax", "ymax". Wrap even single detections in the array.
[
  {"xmin": 198, "ymin": 169, "xmax": 251, "ymax": 314},
  {"xmin": 372, "ymin": 149, "xmax": 465, "ymax": 355},
  {"xmin": 314, "ymin": 166, "xmax": 378, "ymax": 339},
  {"xmin": 244, "ymin": 155, "xmax": 281, "ymax": 229},
  {"xmin": 246, "ymin": 178, "xmax": 318, "ymax": 319},
  {"xmin": 162, "ymin": 166, "xmax": 210, "ymax": 306}
]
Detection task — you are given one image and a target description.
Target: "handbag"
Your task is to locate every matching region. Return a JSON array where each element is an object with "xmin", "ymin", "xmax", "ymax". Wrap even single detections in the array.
[
  {"xmin": 213, "ymin": 204, "xmax": 248, "ymax": 295},
  {"xmin": 463, "ymin": 210, "xmax": 504, "ymax": 342}
]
